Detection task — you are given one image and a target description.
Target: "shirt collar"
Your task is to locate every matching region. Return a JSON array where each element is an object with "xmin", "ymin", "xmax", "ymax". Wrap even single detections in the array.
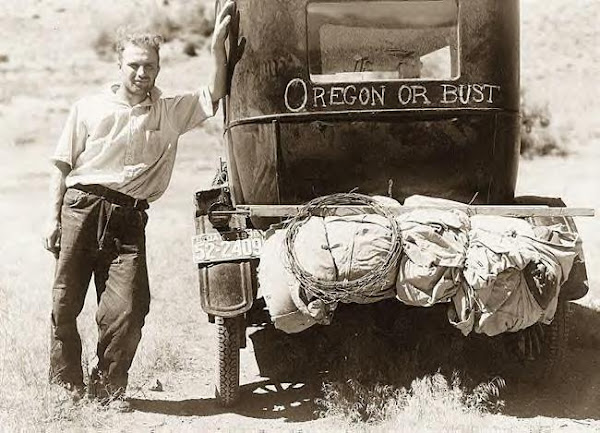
[{"xmin": 106, "ymin": 83, "xmax": 162, "ymax": 107}]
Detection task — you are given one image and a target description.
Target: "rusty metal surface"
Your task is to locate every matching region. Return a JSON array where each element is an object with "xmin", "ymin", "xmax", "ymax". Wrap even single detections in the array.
[
  {"xmin": 226, "ymin": 0, "xmax": 519, "ymax": 119},
  {"xmin": 198, "ymin": 261, "xmax": 255, "ymax": 317},
  {"xmin": 227, "ymin": 112, "xmax": 520, "ymax": 226},
  {"xmin": 221, "ymin": 0, "xmax": 521, "ymax": 229},
  {"xmin": 226, "ymin": 121, "xmax": 281, "ymax": 229},
  {"xmin": 194, "ymin": 185, "xmax": 256, "ymax": 316}
]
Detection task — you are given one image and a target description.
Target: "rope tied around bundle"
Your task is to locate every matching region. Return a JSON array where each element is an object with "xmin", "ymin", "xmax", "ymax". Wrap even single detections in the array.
[{"xmin": 283, "ymin": 193, "xmax": 402, "ymax": 304}]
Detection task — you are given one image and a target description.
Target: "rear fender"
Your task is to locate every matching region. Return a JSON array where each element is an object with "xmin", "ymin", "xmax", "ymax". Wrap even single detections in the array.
[
  {"xmin": 195, "ymin": 185, "xmax": 256, "ymax": 317},
  {"xmin": 198, "ymin": 261, "xmax": 256, "ymax": 318}
]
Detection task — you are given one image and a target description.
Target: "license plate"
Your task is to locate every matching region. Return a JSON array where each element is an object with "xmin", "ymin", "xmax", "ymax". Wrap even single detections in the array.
[{"xmin": 192, "ymin": 229, "xmax": 264, "ymax": 264}]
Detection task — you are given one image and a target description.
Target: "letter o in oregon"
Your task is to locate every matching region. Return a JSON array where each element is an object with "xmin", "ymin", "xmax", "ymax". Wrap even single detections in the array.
[{"xmin": 284, "ymin": 78, "xmax": 308, "ymax": 112}]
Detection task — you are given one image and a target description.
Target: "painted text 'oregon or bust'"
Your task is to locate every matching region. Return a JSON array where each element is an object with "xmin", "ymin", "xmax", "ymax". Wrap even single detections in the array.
[{"xmin": 284, "ymin": 78, "xmax": 501, "ymax": 112}]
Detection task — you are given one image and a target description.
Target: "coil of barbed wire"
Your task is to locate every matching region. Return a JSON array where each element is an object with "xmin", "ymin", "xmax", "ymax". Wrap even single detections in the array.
[{"xmin": 283, "ymin": 193, "xmax": 402, "ymax": 303}]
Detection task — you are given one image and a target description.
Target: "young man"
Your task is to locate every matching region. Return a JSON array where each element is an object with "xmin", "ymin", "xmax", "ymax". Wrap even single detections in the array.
[{"xmin": 42, "ymin": 2, "xmax": 234, "ymax": 408}]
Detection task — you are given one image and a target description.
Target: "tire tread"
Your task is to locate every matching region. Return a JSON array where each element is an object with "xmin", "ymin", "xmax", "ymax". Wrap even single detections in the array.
[{"xmin": 216, "ymin": 316, "xmax": 241, "ymax": 406}]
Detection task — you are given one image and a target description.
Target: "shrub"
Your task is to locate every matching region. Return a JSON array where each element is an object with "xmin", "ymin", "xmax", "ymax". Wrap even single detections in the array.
[
  {"xmin": 91, "ymin": 0, "xmax": 214, "ymax": 61},
  {"xmin": 318, "ymin": 373, "xmax": 506, "ymax": 427},
  {"xmin": 319, "ymin": 380, "xmax": 401, "ymax": 423},
  {"xmin": 520, "ymin": 91, "xmax": 567, "ymax": 158}
]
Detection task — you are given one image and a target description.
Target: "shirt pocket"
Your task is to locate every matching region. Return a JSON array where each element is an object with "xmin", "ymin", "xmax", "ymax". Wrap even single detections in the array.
[{"xmin": 143, "ymin": 130, "xmax": 165, "ymax": 164}]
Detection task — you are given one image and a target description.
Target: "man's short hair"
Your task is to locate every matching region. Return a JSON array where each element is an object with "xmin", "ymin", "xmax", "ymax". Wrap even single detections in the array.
[{"xmin": 115, "ymin": 28, "xmax": 164, "ymax": 62}]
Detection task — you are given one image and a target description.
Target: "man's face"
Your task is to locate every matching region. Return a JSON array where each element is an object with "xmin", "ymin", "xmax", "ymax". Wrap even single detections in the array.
[{"xmin": 118, "ymin": 43, "xmax": 160, "ymax": 97}]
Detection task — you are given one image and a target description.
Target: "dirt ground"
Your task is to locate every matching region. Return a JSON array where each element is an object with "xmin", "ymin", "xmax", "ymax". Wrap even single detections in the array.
[{"xmin": 0, "ymin": 0, "xmax": 599, "ymax": 432}]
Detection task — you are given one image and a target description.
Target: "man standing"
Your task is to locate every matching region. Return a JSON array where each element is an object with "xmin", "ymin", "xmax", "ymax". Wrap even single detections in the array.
[{"xmin": 42, "ymin": 2, "xmax": 234, "ymax": 409}]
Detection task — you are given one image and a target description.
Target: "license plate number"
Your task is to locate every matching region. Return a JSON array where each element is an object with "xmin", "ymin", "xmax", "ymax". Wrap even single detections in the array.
[{"xmin": 192, "ymin": 230, "xmax": 264, "ymax": 264}]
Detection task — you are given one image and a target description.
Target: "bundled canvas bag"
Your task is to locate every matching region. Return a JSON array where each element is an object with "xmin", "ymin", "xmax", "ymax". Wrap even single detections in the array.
[
  {"xmin": 258, "ymin": 220, "xmax": 337, "ymax": 333},
  {"xmin": 395, "ymin": 204, "xmax": 471, "ymax": 307},
  {"xmin": 322, "ymin": 213, "xmax": 399, "ymax": 303},
  {"xmin": 259, "ymin": 210, "xmax": 400, "ymax": 332},
  {"xmin": 258, "ymin": 229, "xmax": 315, "ymax": 333},
  {"xmin": 449, "ymin": 216, "xmax": 578, "ymax": 336}
]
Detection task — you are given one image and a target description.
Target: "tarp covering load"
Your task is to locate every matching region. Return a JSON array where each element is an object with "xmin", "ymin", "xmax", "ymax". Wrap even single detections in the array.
[
  {"xmin": 258, "ymin": 194, "xmax": 401, "ymax": 333},
  {"xmin": 259, "ymin": 227, "xmax": 323, "ymax": 334},
  {"xmin": 449, "ymin": 216, "xmax": 579, "ymax": 336},
  {"xmin": 395, "ymin": 195, "xmax": 471, "ymax": 307},
  {"xmin": 258, "ymin": 193, "xmax": 580, "ymax": 335}
]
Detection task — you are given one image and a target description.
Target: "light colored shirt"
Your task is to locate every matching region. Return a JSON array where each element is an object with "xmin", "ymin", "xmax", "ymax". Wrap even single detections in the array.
[{"xmin": 52, "ymin": 83, "xmax": 214, "ymax": 202}]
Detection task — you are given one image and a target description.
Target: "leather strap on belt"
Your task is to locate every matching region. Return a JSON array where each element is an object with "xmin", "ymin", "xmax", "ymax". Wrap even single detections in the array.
[{"xmin": 71, "ymin": 184, "xmax": 149, "ymax": 211}]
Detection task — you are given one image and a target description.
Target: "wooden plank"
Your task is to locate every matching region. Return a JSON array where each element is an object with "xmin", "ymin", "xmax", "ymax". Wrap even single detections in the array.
[{"xmin": 222, "ymin": 205, "xmax": 596, "ymax": 218}]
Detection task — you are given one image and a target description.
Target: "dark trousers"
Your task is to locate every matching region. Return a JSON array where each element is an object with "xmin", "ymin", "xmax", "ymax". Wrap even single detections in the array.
[{"xmin": 50, "ymin": 187, "xmax": 150, "ymax": 392}]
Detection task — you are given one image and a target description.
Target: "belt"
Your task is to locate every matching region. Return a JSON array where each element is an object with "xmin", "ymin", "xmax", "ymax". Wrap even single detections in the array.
[{"xmin": 71, "ymin": 184, "xmax": 149, "ymax": 211}]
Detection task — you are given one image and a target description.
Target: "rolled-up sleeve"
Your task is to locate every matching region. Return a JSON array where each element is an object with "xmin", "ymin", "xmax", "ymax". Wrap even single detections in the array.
[
  {"xmin": 51, "ymin": 103, "xmax": 87, "ymax": 169},
  {"xmin": 166, "ymin": 87, "xmax": 215, "ymax": 134}
]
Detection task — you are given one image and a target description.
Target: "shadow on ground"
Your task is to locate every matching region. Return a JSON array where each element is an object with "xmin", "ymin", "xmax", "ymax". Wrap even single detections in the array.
[
  {"xmin": 130, "ymin": 380, "xmax": 319, "ymax": 422},
  {"xmin": 502, "ymin": 302, "xmax": 600, "ymax": 420},
  {"xmin": 131, "ymin": 300, "xmax": 600, "ymax": 422},
  {"xmin": 129, "ymin": 380, "xmax": 320, "ymax": 421}
]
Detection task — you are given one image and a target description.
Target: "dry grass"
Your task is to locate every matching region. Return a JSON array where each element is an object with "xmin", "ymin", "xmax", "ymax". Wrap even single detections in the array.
[
  {"xmin": 319, "ymin": 374, "xmax": 505, "ymax": 423},
  {"xmin": 297, "ymin": 302, "xmax": 506, "ymax": 431},
  {"xmin": 319, "ymin": 373, "xmax": 507, "ymax": 432}
]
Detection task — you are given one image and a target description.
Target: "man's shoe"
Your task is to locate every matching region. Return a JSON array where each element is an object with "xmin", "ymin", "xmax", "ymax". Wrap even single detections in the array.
[
  {"xmin": 88, "ymin": 367, "xmax": 131, "ymax": 411},
  {"xmin": 87, "ymin": 369, "xmax": 110, "ymax": 401},
  {"xmin": 88, "ymin": 368, "xmax": 124, "ymax": 399},
  {"xmin": 106, "ymin": 397, "xmax": 133, "ymax": 413},
  {"xmin": 53, "ymin": 380, "xmax": 86, "ymax": 402}
]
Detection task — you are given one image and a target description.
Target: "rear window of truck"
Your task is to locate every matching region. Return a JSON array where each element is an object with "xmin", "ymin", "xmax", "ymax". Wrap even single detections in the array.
[{"xmin": 307, "ymin": 0, "xmax": 460, "ymax": 83}]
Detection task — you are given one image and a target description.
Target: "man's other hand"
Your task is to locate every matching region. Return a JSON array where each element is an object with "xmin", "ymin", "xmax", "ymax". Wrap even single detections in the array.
[{"xmin": 43, "ymin": 219, "xmax": 61, "ymax": 257}]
